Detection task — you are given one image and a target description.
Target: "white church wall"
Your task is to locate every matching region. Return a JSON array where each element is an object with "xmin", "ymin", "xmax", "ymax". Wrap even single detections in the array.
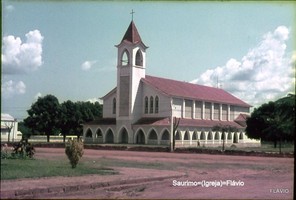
[
  {"xmin": 233, "ymin": 106, "xmax": 250, "ymax": 119},
  {"xmin": 102, "ymin": 91, "xmax": 117, "ymax": 118},
  {"xmin": 130, "ymin": 66, "xmax": 145, "ymax": 123},
  {"xmin": 1, "ymin": 114, "xmax": 19, "ymax": 142},
  {"xmin": 142, "ymin": 83, "xmax": 171, "ymax": 117},
  {"xmin": 172, "ymin": 98, "xmax": 183, "ymax": 118}
]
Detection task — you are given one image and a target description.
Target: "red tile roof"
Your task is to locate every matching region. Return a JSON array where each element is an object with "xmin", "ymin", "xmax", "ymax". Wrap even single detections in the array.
[
  {"xmin": 83, "ymin": 118, "xmax": 116, "ymax": 125},
  {"xmin": 121, "ymin": 21, "xmax": 143, "ymax": 44},
  {"xmin": 234, "ymin": 113, "xmax": 249, "ymax": 127},
  {"xmin": 133, "ymin": 117, "xmax": 245, "ymax": 129},
  {"xmin": 142, "ymin": 75, "xmax": 251, "ymax": 107}
]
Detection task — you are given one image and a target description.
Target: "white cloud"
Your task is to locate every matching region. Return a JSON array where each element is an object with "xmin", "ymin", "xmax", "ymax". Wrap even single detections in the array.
[
  {"xmin": 81, "ymin": 60, "xmax": 97, "ymax": 71},
  {"xmin": 192, "ymin": 26, "xmax": 295, "ymax": 107},
  {"xmin": 5, "ymin": 5, "xmax": 15, "ymax": 12},
  {"xmin": 2, "ymin": 80, "xmax": 26, "ymax": 98},
  {"xmin": 34, "ymin": 92, "xmax": 42, "ymax": 100},
  {"xmin": 2, "ymin": 30, "xmax": 44, "ymax": 74},
  {"xmin": 86, "ymin": 98, "xmax": 103, "ymax": 104}
]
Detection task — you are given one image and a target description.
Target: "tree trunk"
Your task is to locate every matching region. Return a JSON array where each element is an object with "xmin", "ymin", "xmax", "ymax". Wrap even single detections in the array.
[
  {"xmin": 173, "ymin": 130, "xmax": 175, "ymax": 150},
  {"xmin": 279, "ymin": 138, "xmax": 282, "ymax": 154},
  {"xmin": 47, "ymin": 134, "xmax": 50, "ymax": 143},
  {"xmin": 7, "ymin": 128, "xmax": 11, "ymax": 143},
  {"xmin": 273, "ymin": 140, "xmax": 277, "ymax": 148},
  {"xmin": 63, "ymin": 134, "xmax": 66, "ymax": 143}
]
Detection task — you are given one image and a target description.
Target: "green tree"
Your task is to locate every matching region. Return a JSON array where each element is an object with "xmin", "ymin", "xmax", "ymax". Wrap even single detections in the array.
[
  {"xmin": 24, "ymin": 95, "xmax": 61, "ymax": 142},
  {"xmin": 18, "ymin": 121, "xmax": 32, "ymax": 139},
  {"xmin": 74, "ymin": 101, "xmax": 102, "ymax": 138},
  {"xmin": 59, "ymin": 100, "xmax": 80, "ymax": 142},
  {"xmin": 246, "ymin": 94, "xmax": 295, "ymax": 153},
  {"xmin": 59, "ymin": 101, "xmax": 103, "ymax": 141}
]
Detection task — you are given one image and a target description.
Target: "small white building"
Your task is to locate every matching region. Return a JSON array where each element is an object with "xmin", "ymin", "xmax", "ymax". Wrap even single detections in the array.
[
  {"xmin": 83, "ymin": 20, "xmax": 260, "ymax": 147},
  {"xmin": 1, "ymin": 113, "xmax": 22, "ymax": 142}
]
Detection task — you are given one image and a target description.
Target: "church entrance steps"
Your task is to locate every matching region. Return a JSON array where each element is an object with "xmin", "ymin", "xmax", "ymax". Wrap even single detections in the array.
[{"xmin": 0, "ymin": 167, "xmax": 185, "ymax": 199}]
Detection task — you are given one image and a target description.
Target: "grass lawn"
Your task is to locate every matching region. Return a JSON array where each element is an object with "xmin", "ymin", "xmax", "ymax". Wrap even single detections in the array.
[{"xmin": 1, "ymin": 157, "xmax": 118, "ymax": 180}]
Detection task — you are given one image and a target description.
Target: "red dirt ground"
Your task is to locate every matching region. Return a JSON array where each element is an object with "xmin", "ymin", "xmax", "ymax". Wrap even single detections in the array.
[{"xmin": 1, "ymin": 147, "xmax": 294, "ymax": 199}]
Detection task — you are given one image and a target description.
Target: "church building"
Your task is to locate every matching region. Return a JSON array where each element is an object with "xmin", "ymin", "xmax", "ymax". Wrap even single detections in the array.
[{"xmin": 83, "ymin": 20, "xmax": 260, "ymax": 147}]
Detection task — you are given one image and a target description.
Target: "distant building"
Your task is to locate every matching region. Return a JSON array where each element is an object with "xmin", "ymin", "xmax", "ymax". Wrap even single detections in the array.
[
  {"xmin": 83, "ymin": 20, "xmax": 260, "ymax": 147},
  {"xmin": 1, "ymin": 113, "xmax": 22, "ymax": 142}
]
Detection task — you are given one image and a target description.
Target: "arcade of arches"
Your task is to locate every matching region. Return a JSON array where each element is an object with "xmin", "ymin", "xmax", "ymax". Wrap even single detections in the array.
[{"xmin": 84, "ymin": 127, "xmax": 245, "ymax": 147}]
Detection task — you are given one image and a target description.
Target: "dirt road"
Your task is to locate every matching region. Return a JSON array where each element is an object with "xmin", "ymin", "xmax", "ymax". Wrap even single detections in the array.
[{"xmin": 1, "ymin": 147, "xmax": 294, "ymax": 199}]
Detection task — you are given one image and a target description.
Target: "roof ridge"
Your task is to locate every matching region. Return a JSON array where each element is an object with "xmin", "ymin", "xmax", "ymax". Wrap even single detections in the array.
[
  {"xmin": 143, "ymin": 75, "xmax": 251, "ymax": 107},
  {"xmin": 145, "ymin": 75, "xmax": 224, "ymax": 90}
]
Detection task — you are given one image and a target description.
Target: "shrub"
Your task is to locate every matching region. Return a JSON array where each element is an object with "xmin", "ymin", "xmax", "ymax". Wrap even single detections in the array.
[
  {"xmin": 65, "ymin": 138, "xmax": 84, "ymax": 168},
  {"xmin": 12, "ymin": 139, "xmax": 35, "ymax": 159},
  {"xmin": 1, "ymin": 143, "xmax": 9, "ymax": 159},
  {"xmin": 1, "ymin": 140, "xmax": 35, "ymax": 159}
]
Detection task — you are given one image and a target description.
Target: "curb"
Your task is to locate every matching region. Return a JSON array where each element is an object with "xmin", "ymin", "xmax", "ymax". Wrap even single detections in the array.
[{"xmin": 1, "ymin": 174, "xmax": 184, "ymax": 199}]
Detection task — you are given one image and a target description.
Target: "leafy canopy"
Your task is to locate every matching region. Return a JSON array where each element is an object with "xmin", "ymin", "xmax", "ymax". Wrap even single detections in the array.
[{"xmin": 246, "ymin": 94, "xmax": 295, "ymax": 142}]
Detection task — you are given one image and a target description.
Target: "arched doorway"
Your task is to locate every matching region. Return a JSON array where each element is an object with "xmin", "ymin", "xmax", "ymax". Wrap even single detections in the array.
[
  {"xmin": 148, "ymin": 129, "xmax": 158, "ymax": 145},
  {"xmin": 86, "ymin": 129, "xmax": 92, "ymax": 138},
  {"xmin": 105, "ymin": 129, "xmax": 114, "ymax": 143},
  {"xmin": 233, "ymin": 132, "xmax": 238, "ymax": 143},
  {"xmin": 119, "ymin": 128, "xmax": 129, "ymax": 144},
  {"xmin": 208, "ymin": 131, "xmax": 213, "ymax": 140},
  {"xmin": 200, "ymin": 131, "xmax": 205, "ymax": 140},
  {"xmin": 136, "ymin": 130, "xmax": 145, "ymax": 144},
  {"xmin": 160, "ymin": 130, "xmax": 170, "ymax": 145},
  {"xmin": 96, "ymin": 129, "xmax": 103, "ymax": 143},
  {"xmin": 175, "ymin": 131, "xmax": 181, "ymax": 140},
  {"xmin": 239, "ymin": 132, "xmax": 244, "ymax": 140},
  {"xmin": 84, "ymin": 129, "xmax": 93, "ymax": 143}
]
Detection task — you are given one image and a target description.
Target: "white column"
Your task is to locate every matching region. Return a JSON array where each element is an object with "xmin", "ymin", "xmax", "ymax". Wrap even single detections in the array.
[
  {"xmin": 219, "ymin": 104, "xmax": 222, "ymax": 121},
  {"xmin": 192, "ymin": 101, "xmax": 196, "ymax": 119},
  {"xmin": 227, "ymin": 105, "xmax": 230, "ymax": 121},
  {"xmin": 211, "ymin": 103, "xmax": 214, "ymax": 120},
  {"xmin": 170, "ymin": 99, "xmax": 174, "ymax": 152},
  {"xmin": 182, "ymin": 99, "xmax": 185, "ymax": 118},
  {"xmin": 202, "ymin": 101, "xmax": 205, "ymax": 120}
]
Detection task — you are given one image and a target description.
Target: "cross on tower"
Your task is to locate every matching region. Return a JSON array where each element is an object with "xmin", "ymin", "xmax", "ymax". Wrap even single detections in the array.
[{"xmin": 130, "ymin": 9, "xmax": 135, "ymax": 21}]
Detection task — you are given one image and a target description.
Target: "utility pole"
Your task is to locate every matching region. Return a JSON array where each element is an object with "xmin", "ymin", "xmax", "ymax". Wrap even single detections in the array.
[{"xmin": 170, "ymin": 99, "xmax": 174, "ymax": 152}]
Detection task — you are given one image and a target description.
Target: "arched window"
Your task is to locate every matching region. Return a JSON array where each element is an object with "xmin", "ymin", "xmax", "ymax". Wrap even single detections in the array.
[
  {"xmin": 175, "ymin": 131, "xmax": 181, "ymax": 140},
  {"xmin": 136, "ymin": 129, "xmax": 145, "ymax": 144},
  {"xmin": 228, "ymin": 132, "xmax": 232, "ymax": 140},
  {"xmin": 214, "ymin": 132, "xmax": 219, "ymax": 140},
  {"xmin": 96, "ymin": 129, "xmax": 103, "ymax": 138},
  {"xmin": 150, "ymin": 96, "xmax": 154, "ymax": 113},
  {"xmin": 192, "ymin": 131, "xmax": 197, "ymax": 140},
  {"xmin": 208, "ymin": 132, "xmax": 213, "ymax": 140},
  {"xmin": 200, "ymin": 131, "xmax": 205, "ymax": 140},
  {"xmin": 105, "ymin": 129, "xmax": 114, "ymax": 143},
  {"xmin": 148, "ymin": 130, "xmax": 158, "ymax": 140},
  {"xmin": 86, "ymin": 129, "xmax": 92, "ymax": 138},
  {"xmin": 239, "ymin": 132, "xmax": 244, "ymax": 140},
  {"xmin": 121, "ymin": 50, "xmax": 129, "ymax": 66},
  {"xmin": 119, "ymin": 128, "xmax": 129, "ymax": 144},
  {"xmin": 161, "ymin": 130, "xmax": 170, "ymax": 140},
  {"xmin": 155, "ymin": 96, "xmax": 159, "ymax": 113},
  {"xmin": 184, "ymin": 131, "xmax": 189, "ymax": 140},
  {"xmin": 135, "ymin": 49, "xmax": 143, "ymax": 66},
  {"xmin": 112, "ymin": 98, "xmax": 116, "ymax": 114},
  {"xmin": 145, "ymin": 96, "xmax": 148, "ymax": 114}
]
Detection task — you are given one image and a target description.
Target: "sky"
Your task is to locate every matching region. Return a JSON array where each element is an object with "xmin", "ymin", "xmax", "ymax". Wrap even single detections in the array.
[{"xmin": 1, "ymin": 0, "xmax": 296, "ymax": 121}]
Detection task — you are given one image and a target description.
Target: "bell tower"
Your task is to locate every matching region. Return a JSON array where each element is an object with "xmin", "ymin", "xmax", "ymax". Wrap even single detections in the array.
[{"xmin": 115, "ymin": 20, "xmax": 148, "ymax": 122}]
